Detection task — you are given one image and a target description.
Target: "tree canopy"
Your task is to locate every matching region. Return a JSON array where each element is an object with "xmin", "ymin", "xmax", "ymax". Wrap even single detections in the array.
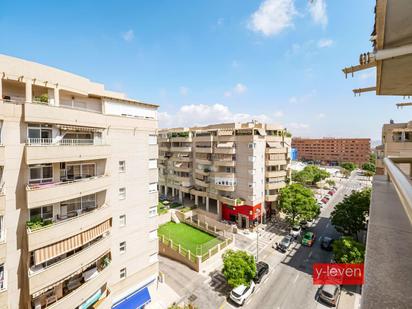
[
  {"xmin": 362, "ymin": 162, "xmax": 376, "ymax": 173},
  {"xmin": 340, "ymin": 162, "xmax": 357, "ymax": 172},
  {"xmin": 279, "ymin": 183, "xmax": 320, "ymax": 224},
  {"xmin": 222, "ymin": 250, "xmax": 256, "ymax": 287},
  {"xmin": 293, "ymin": 165, "xmax": 330, "ymax": 186},
  {"xmin": 369, "ymin": 153, "xmax": 377, "ymax": 165},
  {"xmin": 331, "ymin": 188, "xmax": 371, "ymax": 238},
  {"xmin": 332, "ymin": 237, "xmax": 365, "ymax": 264}
]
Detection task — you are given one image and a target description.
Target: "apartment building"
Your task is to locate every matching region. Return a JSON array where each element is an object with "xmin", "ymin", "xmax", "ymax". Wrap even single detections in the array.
[
  {"xmin": 376, "ymin": 120, "xmax": 412, "ymax": 175},
  {"xmin": 0, "ymin": 54, "xmax": 159, "ymax": 309},
  {"xmin": 158, "ymin": 122, "xmax": 291, "ymax": 228},
  {"xmin": 292, "ymin": 137, "xmax": 371, "ymax": 166}
]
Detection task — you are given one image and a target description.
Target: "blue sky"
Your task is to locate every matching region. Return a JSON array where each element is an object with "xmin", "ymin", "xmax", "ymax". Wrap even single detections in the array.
[{"xmin": 0, "ymin": 0, "xmax": 409, "ymax": 141}]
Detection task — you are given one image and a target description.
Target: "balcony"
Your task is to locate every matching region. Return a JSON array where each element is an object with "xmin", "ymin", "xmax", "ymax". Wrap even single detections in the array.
[
  {"xmin": 171, "ymin": 156, "xmax": 192, "ymax": 162},
  {"xmin": 193, "ymin": 136, "xmax": 213, "ymax": 142},
  {"xmin": 218, "ymin": 196, "xmax": 244, "ymax": 206},
  {"xmin": 212, "ymin": 183, "xmax": 235, "ymax": 192},
  {"xmin": 170, "ymin": 136, "xmax": 192, "ymax": 142},
  {"xmin": 28, "ymin": 235, "xmax": 111, "ymax": 295},
  {"xmin": 24, "ymin": 102, "xmax": 107, "ymax": 128},
  {"xmin": 173, "ymin": 166, "xmax": 192, "ymax": 173},
  {"xmin": 265, "ymin": 148, "xmax": 287, "ymax": 154},
  {"xmin": 212, "ymin": 172, "xmax": 235, "ymax": 178},
  {"xmin": 194, "ymin": 168, "xmax": 210, "ymax": 176},
  {"xmin": 27, "ymin": 205, "xmax": 112, "ymax": 251},
  {"xmin": 34, "ymin": 259, "xmax": 110, "ymax": 309},
  {"xmin": 265, "ymin": 194, "xmax": 279, "ymax": 202},
  {"xmin": 190, "ymin": 188, "xmax": 208, "ymax": 197},
  {"xmin": 170, "ymin": 146, "xmax": 192, "ymax": 152},
  {"xmin": 266, "ymin": 170, "xmax": 287, "ymax": 178},
  {"xmin": 194, "ymin": 179, "xmax": 209, "ymax": 187},
  {"xmin": 0, "ymin": 184, "xmax": 4, "ymax": 212},
  {"xmin": 196, "ymin": 158, "xmax": 212, "ymax": 165},
  {"xmin": 25, "ymin": 139, "xmax": 110, "ymax": 164},
  {"xmin": 265, "ymin": 182, "xmax": 286, "ymax": 190},
  {"xmin": 214, "ymin": 147, "xmax": 236, "ymax": 154},
  {"xmin": 266, "ymin": 160, "xmax": 288, "ymax": 166},
  {"xmin": 0, "ymin": 146, "xmax": 4, "ymax": 165},
  {"xmin": 0, "ymin": 240, "xmax": 5, "ymax": 262},
  {"xmin": 26, "ymin": 175, "xmax": 110, "ymax": 209},
  {"xmin": 362, "ymin": 158, "xmax": 412, "ymax": 309},
  {"xmin": 213, "ymin": 160, "xmax": 235, "ymax": 167},
  {"xmin": 195, "ymin": 146, "xmax": 213, "ymax": 153}
]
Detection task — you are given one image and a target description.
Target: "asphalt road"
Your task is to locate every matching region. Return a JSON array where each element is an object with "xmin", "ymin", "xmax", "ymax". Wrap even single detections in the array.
[{"xmin": 225, "ymin": 172, "xmax": 368, "ymax": 309}]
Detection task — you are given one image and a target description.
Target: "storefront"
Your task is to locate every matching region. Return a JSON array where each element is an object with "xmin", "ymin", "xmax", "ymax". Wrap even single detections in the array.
[{"xmin": 221, "ymin": 203, "xmax": 262, "ymax": 228}]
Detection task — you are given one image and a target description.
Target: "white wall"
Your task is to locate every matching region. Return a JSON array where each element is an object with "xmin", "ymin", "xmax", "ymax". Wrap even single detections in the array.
[{"xmin": 104, "ymin": 100, "xmax": 157, "ymax": 120}]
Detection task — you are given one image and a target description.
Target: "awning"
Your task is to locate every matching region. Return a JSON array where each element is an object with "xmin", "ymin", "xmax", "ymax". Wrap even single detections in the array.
[
  {"xmin": 57, "ymin": 125, "xmax": 105, "ymax": 133},
  {"xmin": 112, "ymin": 286, "xmax": 151, "ymax": 309},
  {"xmin": 217, "ymin": 142, "xmax": 234, "ymax": 148},
  {"xmin": 79, "ymin": 289, "xmax": 102, "ymax": 309},
  {"xmin": 266, "ymin": 142, "xmax": 282, "ymax": 148},
  {"xmin": 34, "ymin": 220, "xmax": 111, "ymax": 265}
]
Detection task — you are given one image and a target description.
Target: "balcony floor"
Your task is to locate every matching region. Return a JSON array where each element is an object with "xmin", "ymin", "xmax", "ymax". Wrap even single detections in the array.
[{"xmin": 362, "ymin": 175, "xmax": 412, "ymax": 309}]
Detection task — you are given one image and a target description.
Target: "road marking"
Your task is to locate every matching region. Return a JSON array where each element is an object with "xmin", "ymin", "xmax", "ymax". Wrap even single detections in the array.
[
  {"xmin": 326, "ymin": 222, "xmax": 329, "ymax": 228},
  {"xmin": 293, "ymin": 273, "xmax": 299, "ymax": 284},
  {"xmin": 308, "ymin": 251, "xmax": 313, "ymax": 258}
]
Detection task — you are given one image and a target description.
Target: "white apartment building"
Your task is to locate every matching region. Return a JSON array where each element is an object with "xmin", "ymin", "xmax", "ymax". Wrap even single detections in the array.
[
  {"xmin": 0, "ymin": 54, "xmax": 159, "ymax": 309},
  {"xmin": 158, "ymin": 122, "xmax": 291, "ymax": 228}
]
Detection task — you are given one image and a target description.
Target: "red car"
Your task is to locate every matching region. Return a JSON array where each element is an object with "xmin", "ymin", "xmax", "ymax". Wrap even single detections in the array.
[
  {"xmin": 321, "ymin": 197, "xmax": 329, "ymax": 204},
  {"xmin": 328, "ymin": 190, "xmax": 335, "ymax": 195}
]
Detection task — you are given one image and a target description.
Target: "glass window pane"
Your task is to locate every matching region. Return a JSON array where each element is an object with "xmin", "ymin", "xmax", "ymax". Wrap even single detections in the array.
[
  {"xmin": 81, "ymin": 164, "xmax": 95, "ymax": 178},
  {"xmin": 30, "ymin": 208, "xmax": 41, "ymax": 219},
  {"xmin": 42, "ymin": 166, "xmax": 53, "ymax": 179},
  {"xmin": 28, "ymin": 128, "xmax": 40, "ymax": 139},
  {"xmin": 30, "ymin": 167, "xmax": 41, "ymax": 181}
]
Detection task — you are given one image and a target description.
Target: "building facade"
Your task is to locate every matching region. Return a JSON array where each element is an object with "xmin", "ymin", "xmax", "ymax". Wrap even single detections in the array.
[
  {"xmin": 378, "ymin": 120, "xmax": 412, "ymax": 175},
  {"xmin": 292, "ymin": 137, "xmax": 371, "ymax": 166},
  {"xmin": 158, "ymin": 122, "xmax": 291, "ymax": 228},
  {"xmin": 0, "ymin": 55, "xmax": 159, "ymax": 309}
]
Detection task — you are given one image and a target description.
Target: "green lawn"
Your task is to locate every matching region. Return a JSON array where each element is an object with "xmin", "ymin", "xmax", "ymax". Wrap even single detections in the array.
[
  {"xmin": 157, "ymin": 202, "xmax": 168, "ymax": 215},
  {"xmin": 158, "ymin": 222, "xmax": 221, "ymax": 255}
]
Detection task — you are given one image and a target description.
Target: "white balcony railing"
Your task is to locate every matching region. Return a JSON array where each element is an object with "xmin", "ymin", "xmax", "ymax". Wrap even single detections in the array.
[
  {"xmin": 26, "ymin": 174, "xmax": 107, "ymax": 191},
  {"xmin": 26, "ymin": 138, "xmax": 101, "ymax": 146}
]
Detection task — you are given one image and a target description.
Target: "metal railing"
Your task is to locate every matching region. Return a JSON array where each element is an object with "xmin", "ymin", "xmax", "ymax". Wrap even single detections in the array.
[
  {"xmin": 26, "ymin": 174, "xmax": 108, "ymax": 191},
  {"xmin": 26, "ymin": 138, "xmax": 100, "ymax": 146},
  {"xmin": 383, "ymin": 157, "xmax": 412, "ymax": 222}
]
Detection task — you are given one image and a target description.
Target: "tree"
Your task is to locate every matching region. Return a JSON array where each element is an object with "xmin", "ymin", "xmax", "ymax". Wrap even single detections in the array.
[
  {"xmin": 362, "ymin": 162, "xmax": 376, "ymax": 173},
  {"xmin": 332, "ymin": 237, "xmax": 365, "ymax": 264},
  {"xmin": 222, "ymin": 250, "xmax": 256, "ymax": 288},
  {"xmin": 341, "ymin": 168, "xmax": 351, "ymax": 178},
  {"xmin": 363, "ymin": 170, "xmax": 374, "ymax": 177},
  {"xmin": 340, "ymin": 162, "xmax": 357, "ymax": 172},
  {"xmin": 278, "ymin": 183, "xmax": 320, "ymax": 224},
  {"xmin": 326, "ymin": 179, "xmax": 336, "ymax": 187},
  {"xmin": 293, "ymin": 166, "xmax": 330, "ymax": 186},
  {"xmin": 369, "ymin": 153, "xmax": 377, "ymax": 165},
  {"xmin": 331, "ymin": 188, "xmax": 371, "ymax": 239}
]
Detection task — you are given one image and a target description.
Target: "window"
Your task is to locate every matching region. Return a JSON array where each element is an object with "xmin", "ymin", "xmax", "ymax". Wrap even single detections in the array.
[
  {"xmin": 29, "ymin": 164, "xmax": 53, "ymax": 184},
  {"xmin": 149, "ymin": 253, "xmax": 158, "ymax": 264},
  {"xmin": 27, "ymin": 123, "xmax": 52, "ymax": 141},
  {"xmin": 249, "ymin": 170, "xmax": 256, "ymax": 175},
  {"xmin": 119, "ymin": 187, "xmax": 126, "ymax": 200},
  {"xmin": 149, "ymin": 206, "xmax": 157, "ymax": 217},
  {"xmin": 148, "ymin": 134, "xmax": 157, "ymax": 145},
  {"xmin": 148, "ymin": 183, "xmax": 157, "ymax": 193},
  {"xmin": 120, "ymin": 268, "xmax": 127, "ymax": 279},
  {"xmin": 149, "ymin": 229, "xmax": 157, "ymax": 240},
  {"xmin": 0, "ymin": 216, "xmax": 4, "ymax": 242},
  {"xmin": 29, "ymin": 206, "xmax": 53, "ymax": 220},
  {"xmin": 148, "ymin": 159, "xmax": 157, "ymax": 169},
  {"xmin": 119, "ymin": 241, "xmax": 126, "ymax": 254},
  {"xmin": 0, "ymin": 264, "xmax": 5, "ymax": 290},
  {"xmin": 66, "ymin": 163, "xmax": 96, "ymax": 180},
  {"xmin": 119, "ymin": 161, "xmax": 126, "ymax": 173},
  {"xmin": 248, "ymin": 182, "xmax": 255, "ymax": 189},
  {"xmin": 119, "ymin": 215, "xmax": 126, "ymax": 227},
  {"xmin": 248, "ymin": 156, "xmax": 256, "ymax": 162},
  {"xmin": 248, "ymin": 143, "xmax": 256, "ymax": 149}
]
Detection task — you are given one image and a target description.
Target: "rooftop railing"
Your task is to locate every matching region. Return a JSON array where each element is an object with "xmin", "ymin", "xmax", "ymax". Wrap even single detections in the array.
[
  {"xmin": 26, "ymin": 138, "xmax": 102, "ymax": 146},
  {"xmin": 383, "ymin": 157, "xmax": 412, "ymax": 222}
]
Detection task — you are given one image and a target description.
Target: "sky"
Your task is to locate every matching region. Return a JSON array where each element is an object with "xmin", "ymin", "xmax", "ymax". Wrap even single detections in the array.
[{"xmin": 0, "ymin": 0, "xmax": 410, "ymax": 142}]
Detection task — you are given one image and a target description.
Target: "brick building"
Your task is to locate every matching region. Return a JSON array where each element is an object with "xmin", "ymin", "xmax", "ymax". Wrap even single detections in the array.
[{"xmin": 292, "ymin": 137, "xmax": 371, "ymax": 166}]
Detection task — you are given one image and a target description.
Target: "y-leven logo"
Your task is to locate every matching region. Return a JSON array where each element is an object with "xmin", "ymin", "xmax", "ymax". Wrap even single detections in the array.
[{"xmin": 313, "ymin": 263, "xmax": 364, "ymax": 285}]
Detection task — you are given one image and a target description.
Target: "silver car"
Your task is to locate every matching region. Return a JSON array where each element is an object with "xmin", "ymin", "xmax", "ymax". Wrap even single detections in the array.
[{"xmin": 319, "ymin": 284, "xmax": 341, "ymax": 307}]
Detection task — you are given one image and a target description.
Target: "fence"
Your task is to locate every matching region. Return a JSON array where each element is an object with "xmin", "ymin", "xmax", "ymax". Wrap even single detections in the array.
[{"xmin": 26, "ymin": 138, "xmax": 102, "ymax": 146}]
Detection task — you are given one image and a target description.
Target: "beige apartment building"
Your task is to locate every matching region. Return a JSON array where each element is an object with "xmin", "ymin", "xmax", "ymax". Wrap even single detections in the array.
[
  {"xmin": 377, "ymin": 120, "xmax": 412, "ymax": 175},
  {"xmin": 0, "ymin": 55, "xmax": 159, "ymax": 309},
  {"xmin": 158, "ymin": 122, "xmax": 291, "ymax": 228}
]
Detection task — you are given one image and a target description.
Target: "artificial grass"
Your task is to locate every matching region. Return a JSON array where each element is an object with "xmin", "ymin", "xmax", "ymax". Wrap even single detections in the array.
[{"xmin": 158, "ymin": 222, "xmax": 221, "ymax": 255}]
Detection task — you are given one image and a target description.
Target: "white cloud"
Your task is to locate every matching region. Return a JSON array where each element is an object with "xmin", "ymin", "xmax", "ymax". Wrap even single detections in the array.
[
  {"xmin": 309, "ymin": 0, "xmax": 328, "ymax": 28},
  {"xmin": 317, "ymin": 38, "xmax": 333, "ymax": 48},
  {"xmin": 224, "ymin": 83, "xmax": 247, "ymax": 97},
  {"xmin": 288, "ymin": 89, "xmax": 316, "ymax": 104},
  {"xmin": 122, "ymin": 29, "xmax": 134, "ymax": 42},
  {"xmin": 274, "ymin": 110, "xmax": 284, "ymax": 117},
  {"xmin": 317, "ymin": 113, "xmax": 326, "ymax": 118},
  {"xmin": 158, "ymin": 104, "xmax": 273, "ymax": 128},
  {"xmin": 248, "ymin": 0, "xmax": 297, "ymax": 36},
  {"xmin": 179, "ymin": 86, "xmax": 189, "ymax": 96}
]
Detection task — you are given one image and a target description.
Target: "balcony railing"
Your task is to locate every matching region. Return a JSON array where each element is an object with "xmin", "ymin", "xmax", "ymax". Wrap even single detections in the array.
[
  {"xmin": 27, "ymin": 174, "xmax": 107, "ymax": 191},
  {"xmin": 26, "ymin": 138, "xmax": 102, "ymax": 146},
  {"xmin": 383, "ymin": 157, "xmax": 412, "ymax": 220}
]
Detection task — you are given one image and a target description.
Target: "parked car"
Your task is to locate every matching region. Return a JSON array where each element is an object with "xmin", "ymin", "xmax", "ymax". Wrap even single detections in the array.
[
  {"xmin": 302, "ymin": 231, "xmax": 316, "ymax": 246},
  {"xmin": 275, "ymin": 235, "xmax": 293, "ymax": 252},
  {"xmin": 290, "ymin": 225, "xmax": 301, "ymax": 238},
  {"xmin": 230, "ymin": 281, "xmax": 255, "ymax": 306},
  {"xmin": 319, "ymin": 284, "xmax": 341, "ymax": 307},
  {"xmin": 321, "ymin": 237, "xmax": 335, "ymax": 251},
  {"xmin": 321, "ymin": 197, "xmax": 329, "ymax": 204},
  {"xmin": 328, "ymin": 190, "xmax": 335, "ymax": 195},
  {"xmin": 254, "ymin": 261, "xmax": 269, "ymax": 283},
  {"xmin": 300, "ymin": 219, "xmax": 315, "ymax": 229}
]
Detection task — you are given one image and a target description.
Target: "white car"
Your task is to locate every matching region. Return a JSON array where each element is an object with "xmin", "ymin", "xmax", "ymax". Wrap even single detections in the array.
[
  {"xmin": 290, "ymin": 225, "xmax": 301, "ymax": 238},
  {"xmin": 230, "ymin": 281, "xmax": 255, "ymax": 306}
]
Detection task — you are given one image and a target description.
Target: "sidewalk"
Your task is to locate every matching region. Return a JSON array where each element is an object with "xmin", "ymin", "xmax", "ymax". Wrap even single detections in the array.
[
  {"xmin": 147, "ymin": 280, "xmax": 180, "ymax": 309},
  {"xmin": 338, "ymin": 287, "xmax": 361, "ymax": 309}
]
